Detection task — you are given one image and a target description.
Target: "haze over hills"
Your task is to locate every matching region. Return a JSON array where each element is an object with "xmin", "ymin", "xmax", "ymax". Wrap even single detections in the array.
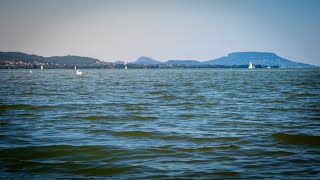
[
  {"xmin": 131, "ymin": 52, "xmax": 317, "ymax": 68},
  {"xmin": 0, "ymin": 51, "xmax": 317, "ymax": 68},
  {"xmin": 204, "ymin": 52, "xmax": 315, "ymax": 68}
]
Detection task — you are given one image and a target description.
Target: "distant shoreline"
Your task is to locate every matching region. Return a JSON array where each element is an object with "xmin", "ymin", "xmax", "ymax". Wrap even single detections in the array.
[
  {"xmin": 0, "ymin": 51, "xmax": 317, "ymax": 69},
  {"xmin": 0, "ymin": 63, "xmax": 280, "ymax": 69}
]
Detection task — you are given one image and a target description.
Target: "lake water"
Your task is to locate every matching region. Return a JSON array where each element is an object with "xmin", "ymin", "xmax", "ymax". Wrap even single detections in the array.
[{"xmin": 0, "ymin": 69, "xmax": 319, "ymax": 179}]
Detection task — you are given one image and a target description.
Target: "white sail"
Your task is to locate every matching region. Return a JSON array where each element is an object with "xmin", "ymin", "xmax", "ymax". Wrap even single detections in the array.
[
  {"xmin": 248, "ymin": 62, "xmax": 254, "ymax": 69},
  {"xmin": 74, "ymin": 66, "xmax": 77, "ymax": 69},
  {"xmin": 41, "ymin": 65, "xmax": 43, "ymax": 70}
]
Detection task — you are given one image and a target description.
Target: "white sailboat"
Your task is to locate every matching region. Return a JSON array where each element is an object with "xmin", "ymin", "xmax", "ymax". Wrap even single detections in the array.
[
  {"xmin": 124, "ymin": 62, "xmax": 128, "ymax": 70},
  {"xmin": 74, "ymin": 66, "xmax": 77, "ymax": 69},
  {"xmin": 29, "ymin": 69, "xmax": 32, "ymax": 73},
  {"xmin": 248, "ymin": 62, "xmax": 255, "ymax": 69},
  {"xmin": 41, "ymin": 65, "xmax": 43, "ymax": 70}
]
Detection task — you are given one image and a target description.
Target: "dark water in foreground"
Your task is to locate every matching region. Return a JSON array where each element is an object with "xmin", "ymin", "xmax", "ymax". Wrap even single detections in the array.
[{"xmin": 0, "ymin": 69, "xmax": 319, "ymax": 179}]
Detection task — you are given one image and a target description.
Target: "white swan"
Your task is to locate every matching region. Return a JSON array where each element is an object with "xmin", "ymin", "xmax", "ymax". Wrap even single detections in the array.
[{"xmin": 76, "ymin": 69, "xmax": 83, "ymax": 75}]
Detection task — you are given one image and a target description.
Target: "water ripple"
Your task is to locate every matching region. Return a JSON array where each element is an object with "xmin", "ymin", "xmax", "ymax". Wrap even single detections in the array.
[{"xmin": 0, "ymin": 69, "xmax": 319, "ymax": 178}]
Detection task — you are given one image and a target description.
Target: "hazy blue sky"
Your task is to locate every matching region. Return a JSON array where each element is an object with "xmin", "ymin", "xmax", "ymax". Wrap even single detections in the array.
[{"xmin": 0, "ymin": 0, "xmax": 319, "ymax": 65}]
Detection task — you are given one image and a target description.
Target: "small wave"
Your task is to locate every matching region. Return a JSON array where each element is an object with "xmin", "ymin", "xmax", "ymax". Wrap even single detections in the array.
[
  {"xmin": 81, "ymin": 115, "xmax": 117, "ymax": 121},
  {"xmin": 0, "ymin": 144, "xmax": 138, "ymax": 175},
  {"xmin": 177, "ymin": 114, "xmax": 196, "ymax": 119},
  {"xmin": 182, "ymin": 170, "xmax": 239, "ymax": 178},
  {"xmin": 20, "ymin": 113, "xmax": 33, "ymax": 117},
  {"xmin": 309, "ymin": 117, "xmax": 320, "ymax": 121},
  {"xmin": 272, "ymin": 132, "xmax": 320, "ymax": 146},
  {"xmin": 190, "ymin": 137, "xmax": 240, "ymax": 143},
  {"xmin": 175, "ymin": 146, "xmax": 215, "ymax": 153},
  {"xmin": 143, "ymin": 146, "xmax": 176, "ymax": 154},
  {"xmin": 162, "ymin": 102, "xmax": 194, "ymax": 107},
  {"xmin": 0, "ymin": 121, "xmax": 9, "ymax": 126},
  {"xmin": 0, "ymin": 145, "xmax": 123, "ymax": 161},
  {"xmin": 216, "ymin": 144, "xmax": 240, "ymax": 150},
  {"xmin": 270, "ymin": 107, "xmax": 289, "ymax": 112},
  {"xmin": 253, "ymin": 150, "xmax": 295, "ymax": 156},
  {"xmin": 74, "ymin": 165, "xmax": 140, "ymax": 176},
  {"xmin": 308, "ymin": 102, "xmax": 319, "ymax": 109},
  {"xmin": 131, "ymin": 115, "xmax": 158, "ymax": 121},
  {"xmin": 124, "ymin": 103, "xmax": 149, "ymax": 111},
  {"xmin": 154, "ymin": 83, "xmax": 172, "ymax": 87},
  {"xmin": 295, "ymin": 92, "xmax": 318, "ymax": 97},
  {"xmin": 90, "ymin": 129, "xmax": 111, "ymax": 134},
  {"xmin": 160, "ymin": 135, "xmax": 187, "ymax": 141},
  {"xmin": 0, "ymin": 104, "xmax": 61, "ymax": 111},
  {"xmin": 159, "ymin": 95, "xmax": 178, "ymax": 100},
  {"xmin": 213, "ymin": 171, "xmax": 240, "ymax": 176},
  {"xmin": 289, "ymin": 159, "xmax": 307, "ymax": 163},
  {"xmin": 295, "ymin": 81, "xmax": 318, "ymax": 86},
  {"xmin": 163, "ymin": 103, "xmax": 179, "ymax": 107},
  {"xmin": 190, "ymin": 137, "xmax": 215, "ymax": 142},
  {"xmin": 0, "ymin": 104, "xmax": 40, "ymax": 111},
  {"xmin": 160, "ymin": 135, "xmax": 241, "ymax": 143},
  {"xmin": 148, "ymin": 91, "xmax": 165, "ymax": 95},
  {"xmin": 271, "ymin": 99, "xmax": 286, "ymax": 103},
  {"xmin": 112, "ymin": 131, "xmax": 153, "ymax": 137},
  {"xmin": 219, "ymin": 137, "xmax": 241, "ymax": 141},
  {"xmin": 214, "ymin": 156, "xmax": 236, "ymax": 161}
]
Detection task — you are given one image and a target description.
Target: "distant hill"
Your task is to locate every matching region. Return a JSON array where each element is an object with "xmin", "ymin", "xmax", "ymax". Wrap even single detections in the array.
[
  {"xmin": 204, "ymin": 52, "xmax": 316, "ymax": 68},
  {"xmin": 45, "ymin": 56, "xmax": 98, "ymax": 65},
  {"xmin": 0, "ymin": 51, "xmax": 99, "ymax": 65},
  {"xmin": 132, "ymin": 56, "xmax": 162, "ymax": 64},
  {"xmin": 0, "ymin": 51, "xmax": 44, "ymax": 62},
  {"xmin": 130, "ymin": 52, "xmax": 316, "ymax": 68},
  {"xmin": 166, "ymin": 60, "xmax": 201, "ymax": 65},
  {"xmin": 113, "ymin": 61, "xmax": 126, "ymax": 64}
]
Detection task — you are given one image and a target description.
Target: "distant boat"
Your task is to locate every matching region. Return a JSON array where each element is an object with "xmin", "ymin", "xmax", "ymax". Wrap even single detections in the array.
[
  {"xmin": 248, "ymin": 62, "xmax": 255, "ymax": 69},
  {"xmin": 124, "ymin": 62, "xmax": 128, "ymax": 70},
  {"xmin": 267, "ymin": 66, "xmax": 271, "ymax": 69},
  {"xmin": 74, "ymin": 66, "xmax": 77, "ymax": 69},
  {"xmin": 76, "ymin": 69, "xmax": 83, "ymax": 75},
  {"xmin": 29, "ymin": 69, "xmax": 32, "ymax": 73},
  {"xmin": 41, "ymin": 65, "xmax": 43, "ymax": 70}
]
